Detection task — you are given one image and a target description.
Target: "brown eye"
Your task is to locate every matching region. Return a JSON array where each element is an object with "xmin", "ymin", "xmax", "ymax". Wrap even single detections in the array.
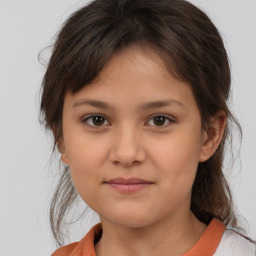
[
  {"xmin": 147, "ymin": 115, "xmax": 174, "ymax": 127},
  {"xmin": 82, "ymin": 115, "xmax": 109, "ymax": 127},
  {"xmin": 153, "ymin": 116, "xmax": 166, "ymax": 126},
  {"xmin": 92, "ymin": 116, "xmax": 105, "ymax": 126}
]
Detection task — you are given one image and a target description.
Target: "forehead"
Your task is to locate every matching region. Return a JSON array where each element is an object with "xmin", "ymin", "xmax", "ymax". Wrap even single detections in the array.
[
  {"xmin": 64, "ymin": 46, "xmax": 197, "ymax": 111},
  {"xmin": 95, "ymin": 46, "xmax": 173, "ymax": 85}
]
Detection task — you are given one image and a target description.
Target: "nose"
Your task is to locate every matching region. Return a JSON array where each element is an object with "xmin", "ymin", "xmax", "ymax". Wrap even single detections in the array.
[{"xmin": 108, "ymin": 124, "xmax": 146, "ymax": 167}]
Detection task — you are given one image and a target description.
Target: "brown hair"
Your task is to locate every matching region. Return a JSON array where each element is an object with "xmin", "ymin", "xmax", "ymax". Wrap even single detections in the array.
[{"xmin": 40, "ymin": 0, "xmax": 241, "ymax": 245}]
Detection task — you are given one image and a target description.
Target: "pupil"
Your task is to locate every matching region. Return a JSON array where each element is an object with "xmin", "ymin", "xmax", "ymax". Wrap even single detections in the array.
[
  {"xmin": 93, "ymin": 116, "xmax": 104, "ymax": 126},
  {"xmin": 92, "ymin": 116, "xmax": 166, "ymax": 126},
  {"xmin": 154, "ymin": 116, "xmax": 165, "ymax": 126}
]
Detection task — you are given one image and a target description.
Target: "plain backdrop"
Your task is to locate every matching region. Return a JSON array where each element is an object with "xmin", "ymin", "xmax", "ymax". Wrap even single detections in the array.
[{"xmin": 0, "ymin": 0, "xmax": 255, "ymax": 255}]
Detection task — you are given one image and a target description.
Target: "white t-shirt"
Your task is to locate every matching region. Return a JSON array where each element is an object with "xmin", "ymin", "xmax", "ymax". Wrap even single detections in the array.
[{"xmin": 214, "ymin": 229, "xmax": 256, "ymax": 255}]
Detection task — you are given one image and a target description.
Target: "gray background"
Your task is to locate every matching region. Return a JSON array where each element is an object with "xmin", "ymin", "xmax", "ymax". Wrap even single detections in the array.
[{"xmin": 0, "ymin": 0, "xmax": 255, "ymax": 255}]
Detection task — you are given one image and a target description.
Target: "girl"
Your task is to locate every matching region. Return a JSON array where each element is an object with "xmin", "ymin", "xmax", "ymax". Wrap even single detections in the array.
[{"xmin": 40, "ymin": 0, "xmax": 256, "ymax": 255}]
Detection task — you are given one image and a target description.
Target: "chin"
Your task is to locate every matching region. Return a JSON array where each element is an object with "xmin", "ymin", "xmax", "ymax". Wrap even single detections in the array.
[{"xmin": 102, "ymin": 209, "xmax": 160, "ymax": 229}]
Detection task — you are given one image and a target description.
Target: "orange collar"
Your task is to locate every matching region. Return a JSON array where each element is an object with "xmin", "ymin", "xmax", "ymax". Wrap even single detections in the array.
[
  {"xmin": 52, "ymin": 218, "xmax": 225, "ymax": 256},
  {"xmin": 182, "ymin": 218, "xmax": 226, "ymax": 256}
]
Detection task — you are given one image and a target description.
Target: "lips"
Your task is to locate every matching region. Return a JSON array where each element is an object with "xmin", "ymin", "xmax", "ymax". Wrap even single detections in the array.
[
  {"xmin": 104, "ymin": 177, "xmax": 153, "ymax": 193},
  {"xmin": 105, "ymin": 177, "xmax": 153, "ymax": 184}
]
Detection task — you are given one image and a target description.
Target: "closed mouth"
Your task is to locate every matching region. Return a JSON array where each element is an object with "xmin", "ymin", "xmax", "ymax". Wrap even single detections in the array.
[
  {"xmin": 104, "ymin": 177, "xmax": 154, "ymax": 193},
  {"xmin": 104, "ymin": 177, "xmax": 153, "ymax": 185}
]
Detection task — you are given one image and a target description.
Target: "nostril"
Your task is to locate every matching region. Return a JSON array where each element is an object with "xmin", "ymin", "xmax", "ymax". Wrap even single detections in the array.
[{"xmin": 114, "ymin": 160, "xmax": 141, "ymax": 167}]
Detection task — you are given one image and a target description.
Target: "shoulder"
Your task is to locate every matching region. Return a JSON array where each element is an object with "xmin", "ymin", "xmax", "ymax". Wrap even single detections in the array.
[
  {"xmin": 51, "ymin": 242, "xmax": 78, "ymax": 256},
  {"xmin": 51, "ymin": 223, "xmax": 102, "ymax": 256},
  {"xmin": 214, "ymin": 229, "xmax": 256, "ymax": 256}
]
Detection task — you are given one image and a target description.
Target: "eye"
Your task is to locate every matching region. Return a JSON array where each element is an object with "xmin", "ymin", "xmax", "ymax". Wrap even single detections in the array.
[
  {"xmin": 82, "ymin": 114, "xmax": 110, "ymax": 127},
  {"xmin": 82, "ymin": 114, "xmax": 174, "ymax": 128},
  {"xmin": 147, "ymin": 114, "xmax": 175, "ymax": 127}
]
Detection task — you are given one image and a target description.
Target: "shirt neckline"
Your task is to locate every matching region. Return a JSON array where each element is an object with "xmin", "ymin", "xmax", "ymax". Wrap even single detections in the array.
[{"xmin": 70, "ymin": 218, "xmax": 225, "ymax": 256}]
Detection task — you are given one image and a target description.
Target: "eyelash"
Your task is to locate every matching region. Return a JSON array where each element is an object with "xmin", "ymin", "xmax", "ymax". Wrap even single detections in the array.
[{"xmin": 81, "ymin": 114, "xmax": 175, "ymax": 128}]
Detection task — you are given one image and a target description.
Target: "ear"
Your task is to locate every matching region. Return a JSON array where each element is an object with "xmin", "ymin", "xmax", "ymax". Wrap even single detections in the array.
[
  {"xmin": 199, "ymin": 111, "xmax": 227, "ymax": 162},
  {"xmin": 50, "ymin": 124, "xmax": 69, "ymax": 165},
  {"xmin": 57, "ymin": 139, "xmax": 69, "ymax": 165},
  {"xmin": 61, "ymin": 152, "xmax": 69, "ymax": 165}
]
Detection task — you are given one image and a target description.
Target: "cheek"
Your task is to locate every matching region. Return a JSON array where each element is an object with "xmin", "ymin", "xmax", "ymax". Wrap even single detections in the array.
[
  {"xmin": 63, "ymin": 131, "xmax": 110, "ymax": 203},
  {"xmin": 64, "ymin": 124, "xmax": 108, "ymax": 170},
  {"xmin": 149, "ymin": 128, "xmax": 202, "ymax": 193}
]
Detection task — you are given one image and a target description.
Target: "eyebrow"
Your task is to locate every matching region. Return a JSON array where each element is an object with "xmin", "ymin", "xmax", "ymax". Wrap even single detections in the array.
[{"xmin": 72, "ymin": 99, "xmax": 186, "ymax": 110}]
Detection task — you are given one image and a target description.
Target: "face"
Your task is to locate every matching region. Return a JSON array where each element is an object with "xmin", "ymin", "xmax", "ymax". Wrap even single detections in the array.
[{"xmin": 61, "ymin": 46, "xmax": 209, "ymax": 228}]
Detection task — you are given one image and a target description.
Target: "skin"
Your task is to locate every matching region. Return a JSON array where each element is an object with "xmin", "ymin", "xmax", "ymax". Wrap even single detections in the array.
[{"xmin": 61, "ymin": 46, "xmax": 226, "ymax": 256}]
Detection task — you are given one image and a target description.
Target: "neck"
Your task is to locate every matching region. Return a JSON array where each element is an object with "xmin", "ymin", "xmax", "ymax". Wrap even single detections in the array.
[{"xmin": 95, "ymin": 212, "xmax": 206, "ymax": 256}]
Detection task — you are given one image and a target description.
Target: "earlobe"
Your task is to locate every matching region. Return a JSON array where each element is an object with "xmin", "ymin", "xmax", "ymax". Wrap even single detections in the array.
[
  {"xmin": 199, "ymin": 112, "xmax": 227, "ymax": 162},
  {"xmin": 57, "ymin": 139, "xmax": 69, "ymax": 165},
  {"xmin": 61, "ymin": 153, "xmax": 69, "ymax": 165}
]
